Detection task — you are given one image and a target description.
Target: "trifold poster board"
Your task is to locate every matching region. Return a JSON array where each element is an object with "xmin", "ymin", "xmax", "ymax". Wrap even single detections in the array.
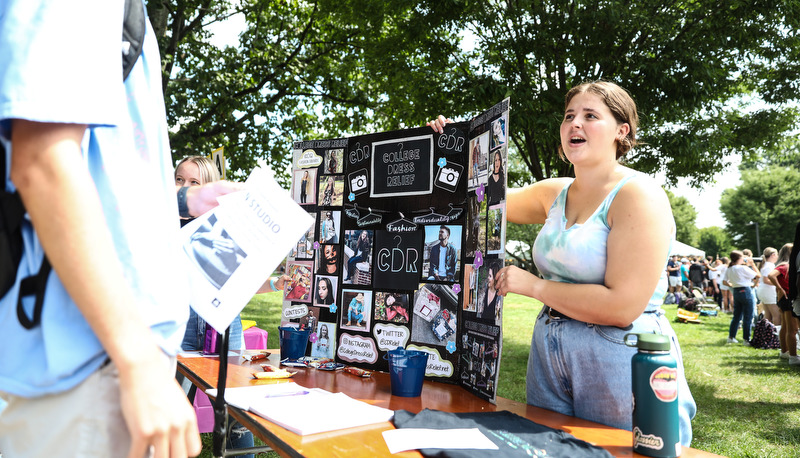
[{"xmin": 282, "ymin": 99, "xmax": 510, "ymax": 402}]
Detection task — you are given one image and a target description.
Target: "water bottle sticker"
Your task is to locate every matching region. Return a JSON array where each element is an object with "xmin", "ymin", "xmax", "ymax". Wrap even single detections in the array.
[
  {"xmin": 633, "ymin": 426, "xmax": 665, "ymax": 451},
  {"xmin": 649, "ymin": 366, "xmax": 678, "ymax": 402}
]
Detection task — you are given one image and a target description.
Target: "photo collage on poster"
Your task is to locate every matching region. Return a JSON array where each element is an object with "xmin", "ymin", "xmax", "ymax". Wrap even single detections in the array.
[{"xmin": 283, "ymin": 99, "xmax": 509, "ymax": 402}]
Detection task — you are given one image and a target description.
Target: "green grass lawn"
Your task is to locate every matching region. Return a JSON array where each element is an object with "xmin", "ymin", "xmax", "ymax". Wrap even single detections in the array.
[{"xmin": 210, "ymin": 291, "xmax": 800, "ymax": 458}]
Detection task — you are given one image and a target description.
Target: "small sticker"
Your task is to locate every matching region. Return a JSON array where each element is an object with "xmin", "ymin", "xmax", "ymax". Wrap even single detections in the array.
[
  {"xmin": 477, "ymin": 183, "xmax": 486, "ymax": 202},
  {"xmin": 633, "ymin": 426, "xmax": 664, "ymax": 451},
  {"xmin": 650, "ymin": 366, "xmax": 678, "ymax": 402}
]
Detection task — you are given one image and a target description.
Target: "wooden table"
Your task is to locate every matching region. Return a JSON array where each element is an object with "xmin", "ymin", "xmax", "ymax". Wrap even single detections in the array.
[{"xmin": 178, "ymin": 351, "xmax": 720, "ymax": 458}]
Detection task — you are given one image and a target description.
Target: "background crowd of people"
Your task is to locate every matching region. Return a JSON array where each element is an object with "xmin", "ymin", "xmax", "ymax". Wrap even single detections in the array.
[{"xmin": 668, "ymin": 233, "xmax": 800, "ymax": 366}]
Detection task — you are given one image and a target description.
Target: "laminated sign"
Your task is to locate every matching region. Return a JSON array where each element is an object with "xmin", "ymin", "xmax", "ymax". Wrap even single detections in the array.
[{"xmin": 282, "ymin": 99, "xmax": 510, "ymax": 402}]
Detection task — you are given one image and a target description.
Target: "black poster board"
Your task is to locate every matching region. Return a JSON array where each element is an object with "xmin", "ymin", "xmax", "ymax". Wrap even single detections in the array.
[{"xmin": 284, "ymin": 99, "xmax": 510, "ymax": 402}]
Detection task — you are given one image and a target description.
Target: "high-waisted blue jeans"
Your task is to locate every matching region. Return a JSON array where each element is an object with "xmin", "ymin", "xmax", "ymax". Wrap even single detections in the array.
[
  {"xmin": 527, "ymin": 308, "xmax": 696, "ymax": 446},
  {"xmin": 729, "ymin": 287, "xmax": 755, "ymax": 341}
]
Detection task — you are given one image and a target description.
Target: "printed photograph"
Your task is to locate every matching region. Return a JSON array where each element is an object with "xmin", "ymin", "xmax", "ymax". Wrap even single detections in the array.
[
  {"xmin": 423, "ymin": 224, "xmax": 462, "ymax": 282},
  {"xmin": 465, "ymin": 195, "xmax": 481, "ymax": 258},
  {"xmin": 476, "ymin": 258, "xmax": 504, "ymax": 325},
  {"xmin": 315, "ymin": 244, "xmax": 340, "ymax": 276},
  {"xmin": 411, "ymin": 283, "xmax": 458, "ymax": 346},
  {"xmin": 477, "ymin": 198, "xmax": 488, "ymax": 255},
  {"xmin": 341, "ymin": 289, "xmax": 372, "ymax": 331},
  {"xmin": 291, "ymin": 215, "xmax": 316, "ymax": 259},
  {"xmin": 462, "ymin": 264, "xmax": 477, "ymax": 312},
  {"xmin": 467, "ymin": 132, "xmax": 489, "ymax": 190},
  {"xmin": 374, "ymin": 292, "xmax": 410, "ymax": 324},
  {"xmin": 311, "ymin": 321, "xmax": 336, "ymax": 358},
  {"xmin": 486, "ymin": 148, "xmax": 506, "ymax": 205},
  {"xmin": 343, "ymin": 229, "xmax": 373, "ymax": 285},
  {"xmin": 487, "ymin": 204, "xmax": 505, "ymax": 254},
  {"xmin": 314, "ymin": 275, "xmax": 338, "ymax": 308},
  {"xmin": 185, "ymin": 214, "xmax": 247, "ymax": 290},
  {"xmin": 490, "ymin": 116, "xmax": 506, "ymax": 150},
  {"xmin": 293, "ymin": 168, "xmax": 318, "ymax": 206},
  {"xmin": 324, "ymin": 148, "xmax": 344, "ymax": 174},
  {"xmin": 318, "ymin": 210, "xmax": 341, "ymax": 244},
  {"xmin": 284, "ymin": 261, "xmax": 314, "ymax": 303},
  {"xmin": 318, "ymin": 175, "xmax": 345, "ymax": 207}
]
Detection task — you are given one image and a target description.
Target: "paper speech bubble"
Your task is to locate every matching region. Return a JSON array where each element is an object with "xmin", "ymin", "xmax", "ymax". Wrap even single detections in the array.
[
  {"xmin": 297, "ymin": 149, "xmax": 323, "ymax": 168},
  {"xmin": 337, "ymin": 333, "xmax": 379, "ymax": 364},
  {"xmin": 373, "ymin": 323, "xmax": 410, "ymax": 351},
  {"xmin": 283, "ymin": 303, "xmax": 309, "ymax": 319},
  {"xmin": 407, "ymin": 344, "xmax": 453, "ymax": 378}
]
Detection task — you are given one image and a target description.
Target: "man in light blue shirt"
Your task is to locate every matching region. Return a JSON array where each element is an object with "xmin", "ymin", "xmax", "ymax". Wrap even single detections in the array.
[{"xmin": 428, "ymin": 225, "xmax": 457, "ymax": 281}]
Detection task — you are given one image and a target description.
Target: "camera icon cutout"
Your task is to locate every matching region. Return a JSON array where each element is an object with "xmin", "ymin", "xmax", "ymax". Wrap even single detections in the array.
[
  {"xmin": 434, "ymin": 161, "xmax": 464, "ymax": 193},
  {"xmin": 348, "ymin": 168, "xmax": 370, "ymax": 196}
]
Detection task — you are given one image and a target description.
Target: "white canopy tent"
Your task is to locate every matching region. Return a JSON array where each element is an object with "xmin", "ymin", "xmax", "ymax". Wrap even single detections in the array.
[{"xmin": 670, "ymin": 240, "xmax": 705, "ymax": 258}]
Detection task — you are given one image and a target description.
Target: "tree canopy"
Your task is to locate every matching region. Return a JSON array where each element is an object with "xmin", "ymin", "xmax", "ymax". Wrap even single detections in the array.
[
  {"xmin": 696, "ymin": 227, "xmax": 733, "ymax": 260},
  {"xmin": 666, "ymin": 190, "xmax": 698, "ymax": 246},
  {"xmin": 367, "ymin": 0, "xmax": 800, "ymax": 185},
  {"xmin": 147, "ymin": 0, "xmax": 800, "ymax": 189},
  {"xmin": 719, "ymin": 167, "xmax": 800, "ymax": 253}
]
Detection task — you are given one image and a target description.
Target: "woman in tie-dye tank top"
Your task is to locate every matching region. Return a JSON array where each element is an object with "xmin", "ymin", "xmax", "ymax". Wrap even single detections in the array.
[{"xmin": 428, "ymin": 81, "xmax": 696, "ymax": 446}]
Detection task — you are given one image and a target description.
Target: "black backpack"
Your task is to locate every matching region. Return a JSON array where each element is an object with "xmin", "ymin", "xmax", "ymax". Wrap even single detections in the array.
[
  {"xmin": 751, "ymin": 316, "xmax": 780, "ymax": 349},
  {"xmin": 0, "ymin": 0, "xmax": 146, "ymax": 328}
]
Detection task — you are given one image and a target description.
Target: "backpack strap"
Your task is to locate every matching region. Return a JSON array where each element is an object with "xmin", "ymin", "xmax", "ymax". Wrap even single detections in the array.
[
  {"xmin": 16, "ymin": 257, "xmax": 51, "ymax": 329},
  {"xmin": 0, "ymin": 143, "xmax": 24, "ymax": 297},
  {"xmin": 122, "ymin": 0, "xmax": 146, "ymax": 81}
]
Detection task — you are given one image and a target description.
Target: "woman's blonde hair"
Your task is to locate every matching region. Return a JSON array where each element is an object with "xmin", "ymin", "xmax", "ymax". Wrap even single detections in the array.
[
  {"xmin": 759, "ymin": 247, "xmax": 777, "ymax": 269},
  {"xmin": 560, "ymin": 81, "xmax": 639, "ymax": 160},
  {"xmin": 175, "ymin": 156, "xmax": 220, "ymax": 185}
]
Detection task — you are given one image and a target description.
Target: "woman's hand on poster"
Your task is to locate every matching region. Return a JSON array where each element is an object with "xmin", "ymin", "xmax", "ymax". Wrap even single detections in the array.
[
  {"xmin": 426, "ymin": 115, "xmax": 453, "ymax": 134},
  {"xmin": 494, "ymin": 266, "xmax": 537, "ymax": 298}
]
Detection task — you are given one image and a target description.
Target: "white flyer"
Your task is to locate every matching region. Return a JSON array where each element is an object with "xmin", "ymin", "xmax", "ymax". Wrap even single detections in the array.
[{"xmin": 182, "ymin": 167, "xmax": 314, "ymax": 333}]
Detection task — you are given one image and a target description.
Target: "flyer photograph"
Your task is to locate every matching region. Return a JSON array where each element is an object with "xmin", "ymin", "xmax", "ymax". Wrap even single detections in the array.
[{"xmin": 183, "ymin": 167, "xmax": 314, "ymax": 333}]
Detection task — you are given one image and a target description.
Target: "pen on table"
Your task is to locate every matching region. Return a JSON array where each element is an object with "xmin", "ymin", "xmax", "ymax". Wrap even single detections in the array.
[{"xmin": 265, "ymin": 390, "xmax": 310, "ymax": 398}]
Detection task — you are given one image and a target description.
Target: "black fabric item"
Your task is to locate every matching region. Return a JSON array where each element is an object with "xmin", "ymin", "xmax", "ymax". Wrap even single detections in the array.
[
  {"xmin": 122, "ymin": 0, "xmax": 146, "ymax": 81},
  {"xmin": 1, "ymin": 142, "xmax": 52, "ymax": 330},
  {"xmin": 0, "ymin": 142, "xmax": 24, "ymax": 297},
  {"xmin": 751, "ymin": 317, "xmax": 780, "ymax": 349},
  {"xmin": 393, "ymin": 409, "xmax": 613, "ymax": 458}
]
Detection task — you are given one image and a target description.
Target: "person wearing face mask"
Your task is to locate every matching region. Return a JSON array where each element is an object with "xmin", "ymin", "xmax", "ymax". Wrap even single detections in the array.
[{"xmin": 428, "ymin": 81, "xmax": 696, "ymax": 446}]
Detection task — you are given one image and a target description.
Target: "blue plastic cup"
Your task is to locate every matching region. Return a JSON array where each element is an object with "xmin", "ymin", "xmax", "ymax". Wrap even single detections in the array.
[
  {"xmin": 385, "ymin": 348, "xmax": 429, "ymax": 397},
  {"xmin": 279, "ymin": 326, "xmax": 310, "ymax": 360}
]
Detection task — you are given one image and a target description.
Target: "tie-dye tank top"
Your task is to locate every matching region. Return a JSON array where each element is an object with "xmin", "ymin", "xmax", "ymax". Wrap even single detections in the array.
[{"xmin": 532, "ymin": 174, "xmax": 668, "ymax": 311}]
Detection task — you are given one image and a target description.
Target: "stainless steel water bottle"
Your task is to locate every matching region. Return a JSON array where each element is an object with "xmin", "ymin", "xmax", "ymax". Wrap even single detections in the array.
[{"xmin": 624, "ymin": 333, "xmax": 681, "ymax": 458}]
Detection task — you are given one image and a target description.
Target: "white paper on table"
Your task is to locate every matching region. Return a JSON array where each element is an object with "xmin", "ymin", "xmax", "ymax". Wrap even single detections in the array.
[
  {"xmin": 248, "ymin": 390, "xmax": 395, "ymax": 435},
  {"xmin": 181, "ymin": 167, "xmax": 314, "ymax": 333},
  {"xmin": 382, "ymin": 428, "xmax": 499, "ymax": 454},
  {"xmin": 206, "ymin": 382, "xmax": 315, "ymax": 411}
]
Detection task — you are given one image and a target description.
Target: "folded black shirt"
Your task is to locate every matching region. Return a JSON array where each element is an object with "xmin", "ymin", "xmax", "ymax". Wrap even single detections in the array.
[{"xmin": 393, "ymin": 409, "xmax": 613, "ymax": 457}]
